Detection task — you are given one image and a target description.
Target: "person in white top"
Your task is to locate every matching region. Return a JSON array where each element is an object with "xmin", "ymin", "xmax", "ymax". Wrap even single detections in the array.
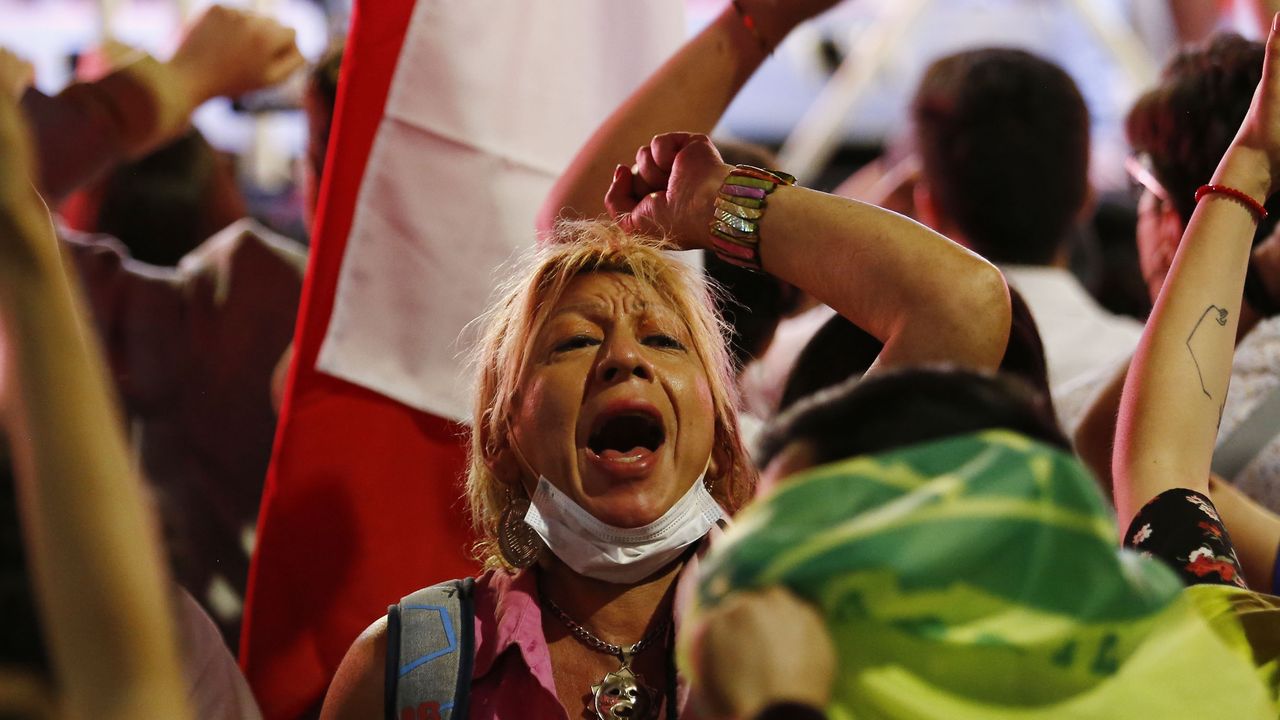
[{"xmin": 908, "ymin": 47, "xmax": 1143, "ymax": 432}]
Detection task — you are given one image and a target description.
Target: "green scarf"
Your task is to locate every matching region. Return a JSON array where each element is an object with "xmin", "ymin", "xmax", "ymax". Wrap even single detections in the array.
[{"xmin": 693, "ymin": 430, "xmax": 1277, "ymax": 718}]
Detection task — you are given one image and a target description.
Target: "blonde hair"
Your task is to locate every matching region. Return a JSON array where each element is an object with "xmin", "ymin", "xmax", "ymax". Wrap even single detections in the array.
[{"xmin": 468, "ymin": 221, "xmax": 755, "ymax": 569}]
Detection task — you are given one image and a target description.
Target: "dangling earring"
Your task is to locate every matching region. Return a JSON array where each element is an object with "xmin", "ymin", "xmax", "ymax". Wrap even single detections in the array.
[{"xmin": 498, "ymin": 486, "xmax": 541, "ymax": 569}]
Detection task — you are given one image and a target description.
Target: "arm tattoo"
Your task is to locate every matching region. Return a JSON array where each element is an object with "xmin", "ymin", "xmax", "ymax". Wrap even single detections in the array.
[{"xmin": 1187, "ymin": 304, "xmax": 1229, "ymax": 400}]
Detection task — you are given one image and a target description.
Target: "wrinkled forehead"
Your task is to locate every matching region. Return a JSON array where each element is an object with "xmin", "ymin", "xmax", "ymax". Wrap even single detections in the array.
[{"xmin": 545, "ymin": 271, "xmax": 682, "ymax": 325}]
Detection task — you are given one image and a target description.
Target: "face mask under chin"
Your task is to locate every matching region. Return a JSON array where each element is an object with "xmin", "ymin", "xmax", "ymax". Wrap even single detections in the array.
[{"xmin": 523, "ymin": 474, "xmax": 724, "ymax": 584}]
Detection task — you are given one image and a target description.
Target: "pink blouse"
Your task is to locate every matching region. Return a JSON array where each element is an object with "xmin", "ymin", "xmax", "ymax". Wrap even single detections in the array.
[{"xmin": 467, "ymin": 542, "xmax": 710, "ymax": 719}]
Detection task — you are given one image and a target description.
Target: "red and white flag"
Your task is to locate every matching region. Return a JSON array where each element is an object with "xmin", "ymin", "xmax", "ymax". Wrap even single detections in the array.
[{"xmin": 239, "ymin": 1, "xmax": 681, "ymax": 717}]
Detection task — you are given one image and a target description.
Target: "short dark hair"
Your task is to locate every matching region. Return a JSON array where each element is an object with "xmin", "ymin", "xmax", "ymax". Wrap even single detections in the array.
[
  {"xmin": 912, "ymin": 48, "xmax": 1090, "ymax": 265},
  {"xmin": 305, "ymin": 41, "xmax": 345, "ymax": 199},
  {"xmin": 703, "ymin": 250, "xmax": 799, "ymax": 370},
  {"xmin": 1126, "ymin": 33, "xmax": 1280, "ymax": 240},
  {"xmin": 93, "ymin": 129, "xmax": 242, "ymax": 266},
  {"xmin": 778, "ymin": 287, "xmax": 1055, "ymax": 417},
  {"xmin": 759, "ymin": 367, "xmax": 1069, "ymax": 470}
]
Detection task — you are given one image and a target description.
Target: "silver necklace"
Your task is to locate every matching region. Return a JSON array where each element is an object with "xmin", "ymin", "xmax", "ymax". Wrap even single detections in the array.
[{"xmin": 540, "ymin": 589, "xmax": 670, "ymax": 720}]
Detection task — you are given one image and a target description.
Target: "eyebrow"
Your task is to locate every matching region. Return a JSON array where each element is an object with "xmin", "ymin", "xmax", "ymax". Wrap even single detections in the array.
[{"xmin": 547, "ymin": 299, "xmax": 682, "ymax": 329}]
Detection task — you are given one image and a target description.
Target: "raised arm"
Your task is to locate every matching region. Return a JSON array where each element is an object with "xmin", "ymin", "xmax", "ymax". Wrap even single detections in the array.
[
  {"xmin": 536, "ymin": 0, "xmax": 841, "ymax": 230},
  {"xmin": 606, "ymin": 133, "xmax": 1011, "ymax": 373},
  {"xmin": 22, "ymin": 5, "xmax": 303, "ymax": 200},
  {"xmin": 0, "ymin": 75, "xmax": 190, "ymax": 719},
  {"xmin": 1113, "ymin": 16, "xmax": 1280, "ymax": 527}
]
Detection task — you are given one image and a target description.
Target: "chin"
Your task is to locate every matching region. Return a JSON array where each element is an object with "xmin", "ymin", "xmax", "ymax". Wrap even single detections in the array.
[{"xmin": 582, "ymin": 486, "xmax": 678, "ymax": 529}]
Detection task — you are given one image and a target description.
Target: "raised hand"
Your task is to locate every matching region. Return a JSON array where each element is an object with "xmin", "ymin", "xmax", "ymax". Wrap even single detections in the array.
[
  {"xmin": 168, "ymin": 5, "xmax": 305, "ymax": 105},
  {"xmin": 687, "ymin": 587, "xmax": 835, "ymax": 719},
  {"xmin": 1233, "ymin": 12, "xmax": 1280, "ymax": 196},
  {"xmin": 742, "ymin": 0, "xmax": 845, "ymax": 47},
  {"xmin": 604, "ymin": 133, "xmax": 731, "ymax": 250}
]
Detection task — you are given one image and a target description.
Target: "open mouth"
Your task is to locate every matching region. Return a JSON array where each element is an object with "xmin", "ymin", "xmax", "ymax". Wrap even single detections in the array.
[{"xmin": 587, "ymin": 411, "xmax": 665, "ymax": 463}]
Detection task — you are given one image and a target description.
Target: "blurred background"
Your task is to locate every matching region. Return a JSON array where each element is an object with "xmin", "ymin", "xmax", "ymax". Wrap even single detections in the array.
[{"xmin": 0, "ymin": 0, "xmax": 1265, "ymax": 247}]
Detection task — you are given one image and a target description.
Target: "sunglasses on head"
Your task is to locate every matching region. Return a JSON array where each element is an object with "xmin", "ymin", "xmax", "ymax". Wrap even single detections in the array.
[{"xmin": 1124, "ymin": 153, "xmax": 1172, "ymax": 206}]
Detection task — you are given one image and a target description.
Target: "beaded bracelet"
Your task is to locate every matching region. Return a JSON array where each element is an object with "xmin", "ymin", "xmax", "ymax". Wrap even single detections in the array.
[
  {"xmin": 709, "ymin": 164, "xmax": 796, "ymax": 271},
  {"xmin": 1195, "ymin": 184, "xmax": 1268, "ymax": 223}
]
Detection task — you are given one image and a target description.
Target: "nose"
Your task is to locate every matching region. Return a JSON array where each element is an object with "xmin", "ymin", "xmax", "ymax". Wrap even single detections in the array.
[{"xmin": 595, "ymin": 333, "xmax": 654, "ymax": 384}]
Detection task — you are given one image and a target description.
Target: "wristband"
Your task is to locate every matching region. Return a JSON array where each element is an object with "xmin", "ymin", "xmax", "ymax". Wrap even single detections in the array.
[
  {"xmin": 710, "ymin": 164, "xmax": 795, "ymax": 272},
  {"xmin": 1195, "ymin": 184, "xmax": 1268, "ymax": 223}
]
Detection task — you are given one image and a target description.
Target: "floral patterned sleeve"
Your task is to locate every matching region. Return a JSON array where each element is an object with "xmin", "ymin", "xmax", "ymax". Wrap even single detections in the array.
[{"xmin": 1123, "ymin": 489, "xmax": 1248, "ymax": 590}]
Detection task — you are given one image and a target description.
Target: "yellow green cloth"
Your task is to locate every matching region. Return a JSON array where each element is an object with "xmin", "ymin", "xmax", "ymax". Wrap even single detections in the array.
[{"xmin": 694, "ymin": 430, "xmax": 1280, "ymax": 718}]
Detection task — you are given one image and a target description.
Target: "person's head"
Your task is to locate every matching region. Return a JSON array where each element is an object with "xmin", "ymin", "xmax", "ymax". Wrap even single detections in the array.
[
  {"xmin": 302, "ymin": 41, "xmax": 343, "ymax": 227},
  {"xmin": 911, "ymin": 48, "xmax": 1091, "ymax": 266},
  {"xmin": 468, "ymin": 221, "xmax": 754, "ymax": 569},
  {"xmin": 759, "ymin": 367, "xmax": 1068, "ymax": 493},
  {"xmin": 62, "ymin": 129, "xmax": 244, "ymax": 265},
  {"xmin": 1127, "ymin": 33, "xmax": 1280, "ymax": 245}
]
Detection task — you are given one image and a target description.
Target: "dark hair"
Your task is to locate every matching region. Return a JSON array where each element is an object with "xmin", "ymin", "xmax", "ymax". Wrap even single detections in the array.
[
  {"xmin": 778, "ymin": 287, "xmax": 1055, "ymax": 416},
  {"xmin": 1126, "ymin": 33, "xmax": 1280, "ymax": 241},
  {"xmin": 93, "ymin": 129, "xmax": 243, "ymax": 265},
  {"xmin": 305, "ymin": 41, "xmax": 345, "ymax": 203},
  {"xmin": 759, "ymin": 367, "xmax": 1069, "ymax": 469},
  {"xmin": 702, "ymin": 250, "xmax": 799, "ymax": 370},
  {"xmin": 912, "ymin": 48, "xmax": 1090, "ymax": 265}
]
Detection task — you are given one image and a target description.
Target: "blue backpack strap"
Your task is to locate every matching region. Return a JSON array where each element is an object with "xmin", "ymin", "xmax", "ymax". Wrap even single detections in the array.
[
  {"xmin": 384, "ymin": 602, "xmax": 402, "ymax": 720},
  {"xmin": 387, "ymin": 578, "xmax": 475, "ymax": 720}
]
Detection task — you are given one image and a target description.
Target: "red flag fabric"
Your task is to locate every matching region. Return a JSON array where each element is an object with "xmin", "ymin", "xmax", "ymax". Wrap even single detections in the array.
[
  {"xmin": 241, "ymin": 1, "xmax": 681, "ymax": 716},
  {"xmin": 238, "ymin": 0, "xmax": 479, "ymax": 716}
]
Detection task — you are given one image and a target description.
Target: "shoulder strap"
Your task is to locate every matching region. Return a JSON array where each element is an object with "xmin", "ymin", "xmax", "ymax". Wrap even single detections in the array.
[
  {"xmin": 385, "ymin": 578, "xmax": 475, "ymax": 720},
  {"xmin": 1213, "ymin": 383, "xmax": 1280, "ymax": 480}
]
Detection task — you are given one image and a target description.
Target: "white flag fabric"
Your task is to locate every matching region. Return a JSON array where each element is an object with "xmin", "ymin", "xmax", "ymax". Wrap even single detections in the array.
[{"xmin": 316, "ymin": 0, "xmax": 684, "ymax": 420}]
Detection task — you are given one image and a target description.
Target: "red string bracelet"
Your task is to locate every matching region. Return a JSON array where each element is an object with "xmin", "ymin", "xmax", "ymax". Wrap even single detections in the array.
[
  {"xmin": 731, "ymin": 0, "xmax": 770, "ymax": 55},
  {"xmin": 1195, "ymin": 184, "xmax": 1268, "ymax": 222}
]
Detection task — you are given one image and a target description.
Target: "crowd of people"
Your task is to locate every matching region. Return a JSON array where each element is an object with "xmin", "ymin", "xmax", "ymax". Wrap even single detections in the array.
[{"xmin": 7, "ymin": 1, "xmax": 1280, "ymax": 719}]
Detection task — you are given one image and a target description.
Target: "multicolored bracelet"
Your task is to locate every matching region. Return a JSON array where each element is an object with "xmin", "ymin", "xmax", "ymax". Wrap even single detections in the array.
[
  {"xmin": 709, "ymin": 164, "xmax": 796, "ymax": 272},
  {"xmin": 1195, "ymin": 183, "xmax": 1268, "ymax": 223}
]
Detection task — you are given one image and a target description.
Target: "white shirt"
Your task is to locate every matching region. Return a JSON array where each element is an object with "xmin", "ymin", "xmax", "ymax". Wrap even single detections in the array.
[
  {"xmin": 1003, "ymin": 265, "xmax": 1144, "ymax": 431},
  {"xmin": 1219, "ymin": 317, "xmax": 1280, "ymax": 514}
]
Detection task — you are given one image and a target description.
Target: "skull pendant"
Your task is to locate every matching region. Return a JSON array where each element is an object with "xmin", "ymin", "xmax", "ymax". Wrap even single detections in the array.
[{"xmin": 590, "ymin": 665, "xmax": 655, "ymax": 720}]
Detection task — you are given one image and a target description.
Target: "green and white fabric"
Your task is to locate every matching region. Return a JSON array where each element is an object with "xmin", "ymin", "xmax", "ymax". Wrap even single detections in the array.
[{"xmin": 693, "ymin": 430, "xmax": 1279, "ymax": 718}]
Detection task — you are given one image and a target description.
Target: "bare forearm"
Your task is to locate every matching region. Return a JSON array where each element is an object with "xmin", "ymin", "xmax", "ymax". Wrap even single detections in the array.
[
  {"xmin": 537, "ymin": 6, "xmax": 767, "ymax": 230},
  {"xmin": 759, "ymin": 186, "xmax": 1011, "ymax": 372},
  {"xmin": 1, "ymin": 198, "xmax": 188, "ymax": 719},
  {"xmin": 25, "ymin": 54, "xmax": 196, "ymax": 200},
  {"xmin": 1114, "ymin": 146, "xmax": 1269, "ymax": 523}
]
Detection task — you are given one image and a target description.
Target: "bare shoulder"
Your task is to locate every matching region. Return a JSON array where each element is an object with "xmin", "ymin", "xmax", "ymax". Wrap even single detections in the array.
[{"xmin": 319, "ymin": 615, "xmax": 388, "ymax": 720}]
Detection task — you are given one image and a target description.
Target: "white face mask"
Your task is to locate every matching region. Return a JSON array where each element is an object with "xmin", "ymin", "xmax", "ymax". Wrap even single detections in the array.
[{"xmin": 522, "ymin": 474, "xmax": 725, "ymax": 584}]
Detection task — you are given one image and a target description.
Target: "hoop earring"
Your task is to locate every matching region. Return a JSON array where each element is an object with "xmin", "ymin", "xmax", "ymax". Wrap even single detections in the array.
[{"xmin": 498, "ymin": 487, "xmax": 541, "ymax": 569}]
